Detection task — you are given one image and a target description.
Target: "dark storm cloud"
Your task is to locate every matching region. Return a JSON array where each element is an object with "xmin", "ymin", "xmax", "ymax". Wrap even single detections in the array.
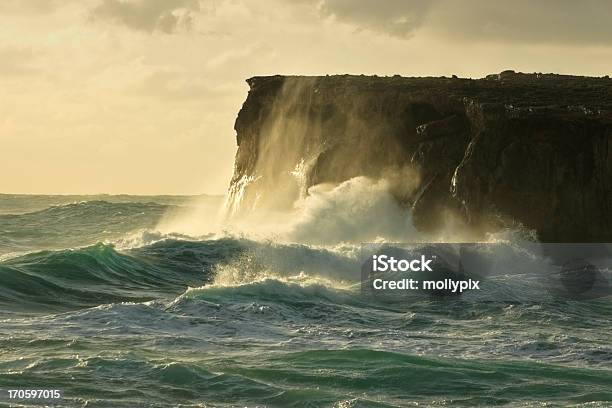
[
  {"xmin": 314, "ymin": 0, "xmax": 612, "ymax": 45},
  {"xmin": 91, "ymin": 0, "xmax": 200, "ymax": 34},
  {"xmin": 317, "ymin": 0, "xmax": 432, "ymax": 38}
]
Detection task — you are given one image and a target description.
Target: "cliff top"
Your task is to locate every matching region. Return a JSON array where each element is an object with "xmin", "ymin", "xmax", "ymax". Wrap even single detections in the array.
[{"xmin": 246, "ymin": 70, "xmax": 612, "ymax": 117}]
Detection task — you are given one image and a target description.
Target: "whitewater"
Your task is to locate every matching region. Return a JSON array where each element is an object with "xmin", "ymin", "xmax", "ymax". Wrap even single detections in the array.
[{"xmin": 0, "ymin": 190, "xmax": 610, "ymax": 408}]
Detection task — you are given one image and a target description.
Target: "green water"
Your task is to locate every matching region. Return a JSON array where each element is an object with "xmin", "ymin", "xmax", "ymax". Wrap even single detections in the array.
[{"xmin": 0, "ymin": 195, "xmax": 610, "ymax": 407}]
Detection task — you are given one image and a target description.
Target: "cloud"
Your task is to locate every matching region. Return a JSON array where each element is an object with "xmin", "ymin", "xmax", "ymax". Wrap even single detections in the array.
[
  {"xmin": 0, "ymin": 0, "xmax": 87, "ymax": 15},
  {"xmin": 0, "ymin": 0, "xmax": 61, "ymax": 14},
  {"xmin": 128, "ymin": 69, "xmax": 231, "ymax": 101},
  {"xmin": 91, "ymin": 0, "xmax": 200, "ymax": 33},
  {"xmin": 309, "ymin": 0, "xmax": 612, "ymax": 45},
  {"xmin": 431, "ymin": 0, "xmax": 612, "ymax": 46},
  {"xmin": 0, "ymin": 47, "xmax": 43, "ymax": 77},
  {"xmin": 316, "ymin": 0, "xmax": 432, "ymax": 38}
]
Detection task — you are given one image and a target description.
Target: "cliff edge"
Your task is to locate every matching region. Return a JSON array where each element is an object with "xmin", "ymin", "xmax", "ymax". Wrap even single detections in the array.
[{"xmin": 229, "ymin": 71, "xmax": 612, "ymax": 242}]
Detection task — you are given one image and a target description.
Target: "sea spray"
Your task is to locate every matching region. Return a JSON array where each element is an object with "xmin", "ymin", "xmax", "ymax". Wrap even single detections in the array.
[
  {"xmin": 1, "ymin": 195, "xmax": 611, "ymax": 407},
  {"xmin": 226, "ymin": 77, "xmax": 322, "ymax": 217}
]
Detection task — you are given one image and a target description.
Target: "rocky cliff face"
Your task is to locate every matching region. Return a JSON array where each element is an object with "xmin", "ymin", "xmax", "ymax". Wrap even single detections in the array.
[{"xmin": 229, "ymin": 71, "xmax": 612, "ymax": 242}]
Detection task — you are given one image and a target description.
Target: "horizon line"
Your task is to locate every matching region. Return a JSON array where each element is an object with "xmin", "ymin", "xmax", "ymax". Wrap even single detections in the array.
[{"xmin": 0, "ymin": 192, "xmax": 227, "ymax": 197}]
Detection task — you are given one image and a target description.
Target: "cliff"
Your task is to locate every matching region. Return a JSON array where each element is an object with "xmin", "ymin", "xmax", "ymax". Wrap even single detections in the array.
[{"xmin": 229, "ymin": 71, "xmax": 612, "ymax": 242}]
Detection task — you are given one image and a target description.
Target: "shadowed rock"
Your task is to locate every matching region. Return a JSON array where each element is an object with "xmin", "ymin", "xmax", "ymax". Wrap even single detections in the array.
[{"xmin": 229, "ymin": 71, "xmax": 612, "ymax": 242}]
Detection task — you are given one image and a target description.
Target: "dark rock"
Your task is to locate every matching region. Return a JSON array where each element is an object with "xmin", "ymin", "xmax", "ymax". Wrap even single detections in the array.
[{"xmin": 229, "ymin": 71, "xmax": 612, "ymax": 242}]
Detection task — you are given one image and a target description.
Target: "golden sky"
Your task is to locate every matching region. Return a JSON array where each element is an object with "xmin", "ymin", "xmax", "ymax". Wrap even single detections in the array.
[{"xmin": 2, "ymin": 0, "xmax": 612, "ymax": 194}]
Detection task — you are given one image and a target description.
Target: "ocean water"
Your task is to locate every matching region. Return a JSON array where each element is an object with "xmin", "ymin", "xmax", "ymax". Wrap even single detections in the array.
[{"xmin": 0, "ymin": 195, "xmax": 610, "ymax": 407}]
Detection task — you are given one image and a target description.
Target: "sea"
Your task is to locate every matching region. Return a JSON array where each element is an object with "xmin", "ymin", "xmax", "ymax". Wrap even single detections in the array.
[{"xmin": 0, "ymin": 193, "xmax": 610, "ymax": 407}]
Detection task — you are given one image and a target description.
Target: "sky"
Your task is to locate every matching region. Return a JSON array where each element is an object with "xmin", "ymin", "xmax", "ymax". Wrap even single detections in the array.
[{"xmin": 1, "ymin": 0, "xmax": 612, "ymax": 195}]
